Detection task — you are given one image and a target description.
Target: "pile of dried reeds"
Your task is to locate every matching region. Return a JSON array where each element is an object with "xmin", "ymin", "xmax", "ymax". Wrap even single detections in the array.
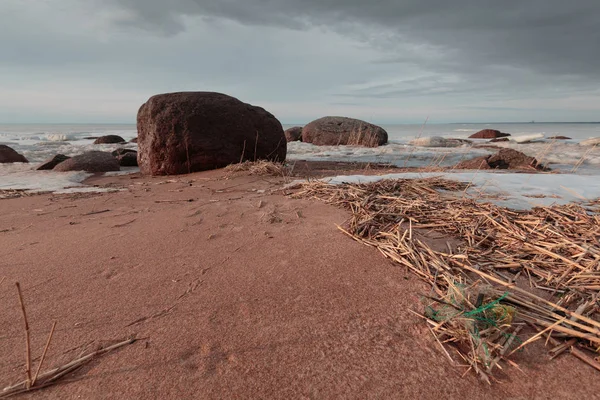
[
  {"xmin": 224, "ymin": 160, "xmax": 288, "ymax": 177},
  {"xmin": 294, "ymin": 177, "xmax": 600, "ymax": 382}
]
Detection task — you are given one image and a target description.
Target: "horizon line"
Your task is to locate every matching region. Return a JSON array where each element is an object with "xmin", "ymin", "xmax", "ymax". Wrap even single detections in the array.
[{"xmin": 2, "ymin": 121, "xmax": 600, "ymax": 125}]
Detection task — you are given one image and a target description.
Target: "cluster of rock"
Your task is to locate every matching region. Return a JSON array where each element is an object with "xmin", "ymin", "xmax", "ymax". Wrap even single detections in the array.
[
  {"xmin": 453, "ymin": 149, "xmax": 546, "ymax": 171},
  {"xmin": 3, "ymin": 93, "xmax": 395, "ymax": 175}
]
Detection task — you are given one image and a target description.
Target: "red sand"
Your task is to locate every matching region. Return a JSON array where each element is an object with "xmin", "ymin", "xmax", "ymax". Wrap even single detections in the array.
[{"xmin": 0, "ymin": 167, "xmax": 597, "ymax": 399}]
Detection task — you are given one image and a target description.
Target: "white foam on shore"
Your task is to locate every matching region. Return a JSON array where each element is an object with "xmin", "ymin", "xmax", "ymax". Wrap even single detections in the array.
[
  {"xmin": 287, "ymin": 140, "xmax": 600, "ymax": 173},
  {"xmin": 0, "ymin": 168, "xmax": 92, "ymax": 192},
  {"xmin": 291, "ymin": 171, "xmax": 600, "ymax": 210}
]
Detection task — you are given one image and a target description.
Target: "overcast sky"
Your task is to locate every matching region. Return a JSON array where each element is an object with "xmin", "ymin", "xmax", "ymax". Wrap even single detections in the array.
[{"xmin": 1, "ymin": 0, "xmax": 599, "ymax": 124}]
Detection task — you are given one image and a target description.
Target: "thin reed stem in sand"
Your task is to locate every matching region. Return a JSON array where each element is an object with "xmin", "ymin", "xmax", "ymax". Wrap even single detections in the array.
[
  {"xmin": 32, "ymin": 321, "xmax": 57, "ymax": 386},
  {"xmin": 15, "ymin": 282, "xmax": 32, "ymax": 389},
  {"xmin": 1, "ymin": 338, "xmax": 136, "ymax": 398}
]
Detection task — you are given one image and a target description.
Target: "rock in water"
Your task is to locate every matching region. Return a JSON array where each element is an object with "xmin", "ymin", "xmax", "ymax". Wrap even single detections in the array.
[
  {"xmin": 469, "ymin": 129, "xmax": 511, "ymax": 139},
  {"xmin": 111, "ymin": 149, "xmax": 138, "ymax": 167},
  {"xmin": 94, "ymin": 135, "xmax": 126, "ymax": 144},
  {"xmin": 137, "ymin": 92, "xmax": 286, "ymax": 175},
  {"xmin": 548, "ymin": 136, "xmax": 571, "ymax": 140},
  {"xmin": 302, "ymin": 117, "xmax": 387, "ymax": 147},
  {"xmin": 37, "ymin": 154, "xmax": 70, "ymax": 170},
  {"xmin": 111, "ymin": 148, "xmax": 137, "ymax": 157},
  {"xmin": 285, "ymin": 126, "xmax": 303, "ymax": 142},
  {"xmin": 0, "ymin": 145, "xmax": 28, "ymax": 163},
  {"xmin": 53, "ymin": 151, "xmax": 120, "ymax": 172},
  {"xmin": 130, "ymin": 137, "xmax": 138, "ymax": 143},
  {"xmin": 454, "ymin": 149, "xmax": 544, "ymax": 170}
]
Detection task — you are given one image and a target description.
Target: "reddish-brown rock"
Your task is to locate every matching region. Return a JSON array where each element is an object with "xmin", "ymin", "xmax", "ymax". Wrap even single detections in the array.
[
  {"xmin": 454, "ymin": 149, "xmax": 545, "ymax": 170},
  {"xmin": 0, "ymin": 145, "xmax": 28, "ymax": 163},
  {"xmin": 453, "ymin": 156, "xmax": 492, "ymax": 170},
  {"xmin": 137, "ymin": 92, "xmax": 286, "ymax": 175},
  {"xmin": 285, "ymin": 126, "xmax": 303, "ymax": 142},
  {"xmin": 302, "ymin": 117, "xmax": 388, "ymax": 147},
  {"xmin": 94, "ymin": 135, "xmax": 126, "ymax": 144},
  {"xmin": 53, "ymin": 151, "xmax": 120, "ymax": 172},
  {"xmin": 469, "ymin": 129, "xmax": 511, "ymax": 139}
]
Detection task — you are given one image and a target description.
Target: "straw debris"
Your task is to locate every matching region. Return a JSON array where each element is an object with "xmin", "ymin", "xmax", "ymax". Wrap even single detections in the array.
[
  {"xmin": 293, "ymin": 177, "xmax": 600, "ymax": 382},
  {"xmin": 224, "ymin": 160, "xmax": 288, "ymax": 177}
]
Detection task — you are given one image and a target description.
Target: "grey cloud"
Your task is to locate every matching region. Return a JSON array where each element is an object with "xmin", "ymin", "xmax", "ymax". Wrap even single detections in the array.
[{"xmin": 103, "ymin": 0, "xmax": 600, "ymax": 79}]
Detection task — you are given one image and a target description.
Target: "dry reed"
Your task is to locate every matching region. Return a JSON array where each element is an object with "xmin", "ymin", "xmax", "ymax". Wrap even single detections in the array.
[
  {"xmin": 293, "ymin": 177, "xmax": 600, "ymax": 382},
  {"xmin": 224, "ymin": 160, "xmax": 289, "ymax": 177}
]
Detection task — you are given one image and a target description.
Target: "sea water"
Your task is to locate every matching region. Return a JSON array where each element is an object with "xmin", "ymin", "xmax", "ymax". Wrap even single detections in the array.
[{"xmin": 1, "ymin": 122, "xmax": 600, "ymax": 192}]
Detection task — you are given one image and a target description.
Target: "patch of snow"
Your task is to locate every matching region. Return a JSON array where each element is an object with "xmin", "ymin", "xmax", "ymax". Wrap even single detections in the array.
[{"xmin": 291, "ymin": 171, "xmax": 600, "ymax": 210}]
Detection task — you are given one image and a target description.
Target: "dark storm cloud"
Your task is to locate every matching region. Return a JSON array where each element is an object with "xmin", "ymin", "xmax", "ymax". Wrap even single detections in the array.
[{"xmin": 105, "ymin": 0, "xmax": 600, "ymax": 79}]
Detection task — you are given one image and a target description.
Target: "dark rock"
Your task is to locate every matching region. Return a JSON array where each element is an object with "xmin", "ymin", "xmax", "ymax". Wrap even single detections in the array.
[
  {"xmin": 469, "ymin": 129, "xmax": 511, "ymax": 139},
  {"xmin": 285, "ymin": 127, "xmax": 303, "ymax": 142},
  {"xmin": 489, "ymin": 138, "xmax": 510, "ymax": 143},
  {"xmin": 111, "ymin": 149, "xmax": 138, "ymax": 167},
  {"xmin": 130, "ymin": 137, "xmax": 138, "ymax": 143},
  {"xmin": 454, "ymin": 148, "xmax": 545, "ymax": 170},
  {"xmin": 118, "ymin": 152, "xmax": 138, "ymax": 167},
  {"xmin": 111, "ymin": 148, "xmax": 137, "ymax": 157},
  {"xmin": 302, "ymin": 117, "xmax": 388, "ymax": 147},
  {"xmin": 93, "ymin": 135, "xmax": 126, "ymax": 144},
  {"xmin": 548, "ymin": 136, "xmax": 572, "ymax": 140},
  {"xmin": 37, "ymin": 154, "xmax": 70, "ymax": 170},
  {"xmin": 0, "ymin": 145, "xmax": 28, "ymax": 163},
  {"xmin": 137, "ymin": 92, "xmax": 286, "ymax": 175},
  {"xmin": 53, "ymin": 151, "xmax": 120, "ymax": 172},
  {"xmin": 84, "ymin": 136, "xmax": 99, "ymax": 140}
]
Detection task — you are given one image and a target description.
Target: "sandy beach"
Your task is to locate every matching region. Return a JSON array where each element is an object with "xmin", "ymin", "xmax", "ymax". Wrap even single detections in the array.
[{"xmin": 1, "ymin": 163, "xmax": 598, "ymax": 399}]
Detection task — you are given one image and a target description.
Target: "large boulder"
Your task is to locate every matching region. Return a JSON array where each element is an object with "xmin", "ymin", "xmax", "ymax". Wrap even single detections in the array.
[
  {"xmin": 137, "ymin": 92, "xmax": 287, "ymax": 175},
  {"xmin": 0, "ymin": 145, "xmax": 28, "ymax": 163},
  {"xmin": 94, "ymin": 135, "xmax": 126, "ymax": 144},
  {"xmin": 469, "ymin": 129, "xmax": 511, "ymax": 139},
  {"xmin": 37, "ymin": 154, "xmax": 70, "ymax": 170},
  {"xmin": 410, "ymin": 136, "xmax": 471, "ymax": 148},
  {"xmin": 53, "ymin": 151, "xmax": 120, "ymax": 172},
  {"xmin": 111, "ymin": 148, "xmax": 138, "ymax": 167},
  {"xmin": 302, "ymin": 117, "xmax": 387, "ymax": 147},
  {"xmin": 454, "ymin": 149, "xmax": 544, "ymax": 170},
  {"xmin": 285, "ymin": 126, "xmax": 303, "ymax": 142}
]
